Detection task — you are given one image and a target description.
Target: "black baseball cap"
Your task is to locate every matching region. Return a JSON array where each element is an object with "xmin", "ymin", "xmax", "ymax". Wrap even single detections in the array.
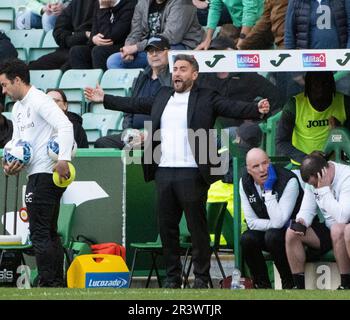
[
  {"xmin": 145, "ymin": 35, "xmax": 170, "ymax": 51},
  {"xmin": 236, "ymin": 122, "xmax": 262, "ymax": 149}
]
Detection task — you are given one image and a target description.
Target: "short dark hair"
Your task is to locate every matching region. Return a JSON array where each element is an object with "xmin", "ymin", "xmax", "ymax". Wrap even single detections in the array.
[
  {"xmin": 46, "ymin": 88, "xmax": 68, "ymax": 103},
  {"xmin": 300, "ymin": 150, "xmax": 329, "ymax": 182},
  {"xmin": 304, "ymin": 71, "xmax": 336, "ymax": 98},
  {"xmin": 0, "ymin": 58, "xmax": 30, "ymax": 85},
  {"xmin": 173, "ymin": 54, "xmax": 199, "ymax": 72}
]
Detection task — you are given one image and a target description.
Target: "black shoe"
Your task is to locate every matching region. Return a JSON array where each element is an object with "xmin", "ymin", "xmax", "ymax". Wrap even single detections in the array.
[
  {"xmin": 163, "ymin": 281, "xmax": 181, "ymax": 289},
  {"xmin": 192, "ymin": 278, "xmax": 209, "ymax": 289},
  {"xmin": 281, "ymin": 278, "xmax": 295, "ymax": 289},
  {"xmin": 337, "ymin": 285, "xmax": 350, "ymax": 290},
  {"xmin": 253, "ymin": 281, "xmax": 272, "ymax": 289}
]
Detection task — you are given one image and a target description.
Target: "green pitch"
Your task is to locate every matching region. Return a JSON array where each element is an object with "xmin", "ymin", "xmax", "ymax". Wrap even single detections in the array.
[{"xmin": 0, "ymin": 288, "xmax": 349, "ymax": 300}]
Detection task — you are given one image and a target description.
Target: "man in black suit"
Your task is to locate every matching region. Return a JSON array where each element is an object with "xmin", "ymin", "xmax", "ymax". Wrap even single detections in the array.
[{"xmin": 85, "ymin": 53, "xmax": 270, "ymax": 289}]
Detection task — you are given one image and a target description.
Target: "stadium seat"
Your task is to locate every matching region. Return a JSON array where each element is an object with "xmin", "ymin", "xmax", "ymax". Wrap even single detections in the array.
[
  {"xmin": 28, "ymin": 30, "xmax": 59, "ymax": 62},
  {"xmin": 59, "ymin": 69, "xmax": 103, "ymax": 114},
  {"xmin": 101, "ymin": 68, "xmax": 143, "ymax": 96},
  {"xmin": 0, "ymin": 7, "xmax": 15, "ymax": 31},
  {"xmin": 57, "ymin": 203, "xmax": 76, "ymax": 268},
  {"xmin": 87, "ymin": 69, "xmax": 143, "ymax": 114},
  {"xmin": 323, "ymin": 127, "xmax": 350, "ymax": 164},
  {"xmin": 30, "ymin": 69, "xmax": 62, "ymax": 92},
  {"xmin": 128, "ymin": 214, "xmax": 192, "ymax": 288},
  {"xmin": 2, "ymin": 112, "xmax": 12, "ymax": 120},
  {"xmin": 5, "ymin": 29, "xmax": 45, "ymax": 63},
  {"xmin": 82, "ymin": 112, "xmax": 123, "ymax": 146}
]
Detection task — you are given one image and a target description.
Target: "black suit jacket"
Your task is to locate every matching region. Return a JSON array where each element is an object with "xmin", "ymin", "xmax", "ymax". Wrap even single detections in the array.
[{"xmin": 103, "ymin": 85, "xmax": 263, "ymax": 184}]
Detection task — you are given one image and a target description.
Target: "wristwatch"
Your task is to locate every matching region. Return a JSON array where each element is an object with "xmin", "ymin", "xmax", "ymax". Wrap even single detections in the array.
[{"xmin": 239, "ymin": 33, "xmax": 246, "ymax": 40}]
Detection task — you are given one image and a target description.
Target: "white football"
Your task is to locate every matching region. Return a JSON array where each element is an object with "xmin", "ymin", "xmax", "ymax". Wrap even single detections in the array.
[
  {"xmin": 3, "ymin": 139, "xmax": 33, "ymax": 165},
  {"xmin": 47, "ymin": 135, "xmax": 77, "ymax": 161}
]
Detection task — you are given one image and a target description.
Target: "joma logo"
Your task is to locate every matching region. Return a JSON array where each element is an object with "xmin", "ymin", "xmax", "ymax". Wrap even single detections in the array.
[{"xmin": 306, "ymin": 119, "xmax": 329, "ymax": 128}]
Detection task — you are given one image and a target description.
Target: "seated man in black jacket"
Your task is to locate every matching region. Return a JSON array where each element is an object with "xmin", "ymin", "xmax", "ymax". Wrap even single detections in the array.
[
  {"xmin": 28, "ymin": 0, "xmax": 96, "ymax": 71},
  {"xmin": 69, "ymin": 0, "xmax": 136, "ymax": 70}
]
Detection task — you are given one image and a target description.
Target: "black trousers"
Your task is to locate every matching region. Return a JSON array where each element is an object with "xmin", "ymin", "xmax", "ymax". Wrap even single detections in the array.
[
  {"xmin": 69, "ymin": 45, "xmax": 121, "ymax": 71},
  {"xmin": 25, "ymin": 173, "xmax": 66, "ymax": 287},
  {"xmin": 28, "ymin": 49, "xmax": 70, "ymax": 72},
  {"xmin": 241, "ymin": 228, "xmax": 293, "ymax": 289},
  {"xmin": 155, "ymin": 168, "xmax": 211, "ymax": 284}
]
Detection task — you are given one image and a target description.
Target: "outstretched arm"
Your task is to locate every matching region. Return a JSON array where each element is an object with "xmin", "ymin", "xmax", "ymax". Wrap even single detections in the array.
[
  {"xmin": 85, "ymin": 85, "xmax": 154, "ymax": 115},
  {"xmin": 213, "ymin": 93, "xmax": 270, "ymax": 120}
]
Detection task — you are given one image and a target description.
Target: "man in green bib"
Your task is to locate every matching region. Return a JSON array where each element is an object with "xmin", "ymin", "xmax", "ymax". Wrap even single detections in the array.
[{"xmin": 276, "ymin": 72, "xmax": 350, "ymax": 166}]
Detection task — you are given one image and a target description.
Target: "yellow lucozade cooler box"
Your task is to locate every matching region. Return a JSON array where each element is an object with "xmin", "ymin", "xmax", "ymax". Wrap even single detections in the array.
[{"xmin": 67, "ymin": 254, "xmax": 129, "ymax": 288}]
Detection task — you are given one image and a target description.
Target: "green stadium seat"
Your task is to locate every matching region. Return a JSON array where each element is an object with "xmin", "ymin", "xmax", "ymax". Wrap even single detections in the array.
[
  {"xmin": 87, "ymin": 69, "xmax": 143, "ymax": 114},
  {"xmin": 101, "ymin": 68, "xmax": 143, "ymax": 96},
  {"xmin": 5, "ymin": 29, "xmax": 45, "ymax": 63},
  {"xmin": 2, "ymin": 112, "xmax": 12, "ymax": 120},
  {"xmin": 0, "ymin": 7, "xmax": 15, "ymax": 31},
  {"xmin": 323, "ymin": 127, "xmax": 350, "ymax": 164},
  {"xmin": 28, "ymin": 30, "xmax": 59, "ymax": 62},
  {"xmin": 57, "ymin": 203, "xmax": 76, "ymax": 268},
  {"xmin": 82, "ymin": 112, "xmax": 123, "ymax": 146},
  {"xmin": 59, "ymin": 69, "xmax": 103, "ymax": 115},
  {"xmin": 30, "ymin": 69, "xmax": 62, "ymax": 92},
  {"xmin": 128, "ymin": 213, "xmax": 192, "ymax": 288}
]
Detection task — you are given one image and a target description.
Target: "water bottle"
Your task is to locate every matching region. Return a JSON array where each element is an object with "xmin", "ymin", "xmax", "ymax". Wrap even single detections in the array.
[{"xmin": 231, "ymin": 267, "xmax": 242, "ymax": 289}]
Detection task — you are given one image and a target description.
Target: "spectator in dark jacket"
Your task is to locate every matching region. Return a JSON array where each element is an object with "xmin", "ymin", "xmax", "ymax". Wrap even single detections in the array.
[
  {"xmin": 28, "ymin": 0, "xmax": 96, "ymax": 71},
  {"xmin": 47, "ymin": 89, "xmax": 89, "ymax": 148},
  {"xmin": 0, "ymin": 32, "xmax": 18, "ymax": 105},
  {"xmin": 69, "ymin": 0, "xmax": 136, "ymax": 70},
  {"xmin": 196, "ymin": 36, "xmax": 280, "ymax": 129},
  {"xmin": 284, "ymin": 0, "xmax": 350, "ymax": 97},
  {"xmin": 285, "ymin": 0, "xmax": 350, "ymax": 50},
  {"xmin": 0, "ymin": 103, "xmax": 12, "ymax": 148}
]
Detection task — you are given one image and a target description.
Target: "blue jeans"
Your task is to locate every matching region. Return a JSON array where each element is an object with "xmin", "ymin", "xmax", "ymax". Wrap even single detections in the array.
[
  {"xmin": 31, "ymin": 12, "xmax": 57, "ymax": 31},
  {"xmin": 107, "ymin": 44, "xmax": 187, "ymax": 69}
]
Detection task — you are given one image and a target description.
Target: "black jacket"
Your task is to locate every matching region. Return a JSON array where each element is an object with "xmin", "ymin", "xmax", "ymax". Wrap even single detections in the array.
[
  {"xmin": 241, "ymin": 165, "xmax": 303, "ymax": 221},
  {"xmin": 89, "ymin": 0, "xmax": 136, "ymax": 47},
  {"xmin": 0, "ymin": 32, "xmax": 17, "ymax": 63},
  {"xmin": 197, "ymin": 72, "xmax": 280, "ymax": 127},
  {"xmin": 103, "ymin": 86, "xmax": 264, "ymax": 184},
  {"xmin": 0, "ymin": 116, "xmax": 13, "ymax": 148},
  {"xmin": 291, "ymin": 0, "xmax": 348, "ymax": 49},
  {"xmin": 53, "ymin": 0, "xmax": 96, "ymax": 49},
  {"xmin": 67, "ymin": 111, "xmax": 89, "ymax": 148}
]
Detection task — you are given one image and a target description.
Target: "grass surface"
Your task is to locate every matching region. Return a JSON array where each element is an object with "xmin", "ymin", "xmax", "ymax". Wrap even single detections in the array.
[{"xmin": 0, "ymin": 288, "xmax": 349, "ymax": 300}]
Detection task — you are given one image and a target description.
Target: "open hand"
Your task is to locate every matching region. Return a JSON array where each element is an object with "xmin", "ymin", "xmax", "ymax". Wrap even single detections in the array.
[
  {"xmin": 84, "ymin": 84, "xmax": 105, "ymax": 103},
  {"xmin": 317, "ymin": 166, "xmax": 332, "ymax": 188}
]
